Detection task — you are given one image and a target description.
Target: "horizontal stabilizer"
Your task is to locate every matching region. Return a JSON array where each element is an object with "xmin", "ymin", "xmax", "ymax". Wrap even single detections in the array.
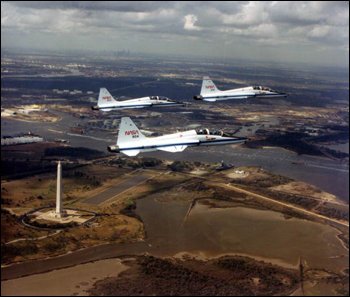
[
  {"xmin": 122, "ymin": 150, "xmax": 140, "ymax": 156},
  {"xmin": 158, "ymin": 145, "xmax": 188, "ymax": 153},
  {"xmin": 204, "ymin": 99, "xmax": 217, "ymax": 102}
]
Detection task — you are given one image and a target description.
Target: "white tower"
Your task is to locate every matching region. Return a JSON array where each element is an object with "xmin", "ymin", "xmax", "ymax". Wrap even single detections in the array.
[{"xmin": 52, "ymin": 161, "xmax": 67, "ymax": 218}]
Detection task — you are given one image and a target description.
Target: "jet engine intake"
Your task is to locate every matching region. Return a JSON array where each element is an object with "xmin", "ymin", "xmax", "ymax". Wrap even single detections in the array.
[
  {"xmin": 91, "ymin": 106, "xmax": 100, "ymax": 110},
  {"xmin": 108, "ymin": 145, "xmax": 120, "ymax": 153},
  {"xmin": 193, "ymin": 95, "xmax": 203, "ymax": 100}
]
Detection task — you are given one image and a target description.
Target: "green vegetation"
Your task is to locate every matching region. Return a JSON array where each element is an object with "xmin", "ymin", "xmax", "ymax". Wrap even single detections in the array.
[
  {"xmin": 23, "ymin": 215, "xmax": 79, "ymax": 230},
  {"xmin": 231, "ymin": 173, "xmax": 293, "ymax": 188},
  {"xmin": 246, "ymin": 132, "xmax": 324, "ymax": 156},
  {"xmin": 1, "ymin": 160, "xmax": 57, "ymax": 178},
  {"xmin": 246, "ymin": 131, "xmax": 349, "ymax": 159},
  {"xmin": 313, "ymin": 131, "xmax": 349, "ymax": 142},
  {"xmin": 138, "ymin": 256, "xmax": 206, "ymax": 281},
  {"xmin": 217, "ymin": 257, "xmax": 299, "ymax": 291},
  {"xmin": 44, "ymin": 146, "xmax": 105, "ymax": 159},
  {"xmin": 1, "ymin": 242, "xmax": 39, "ymax": 264},
  {"xmin": 119, "ymin": 201, "xmax": 143, "ymax": 222},
  {"xmin": 106, "ymin": 157, "xmax": 162, "ymax": 169},
  {"xmin": 168, "ymin": 161, "xmax": 194, "ymax": 172},
  {"xmin": 89, "ymin": 255, "xmax": 300, "ymax": 296},
  {"xmin": 315, "ymin": 205, "xmax": 349, "ymax": 221},
  {"xmin": 234, "ymin": 185, "xmax": 320, "ymax": 211}
]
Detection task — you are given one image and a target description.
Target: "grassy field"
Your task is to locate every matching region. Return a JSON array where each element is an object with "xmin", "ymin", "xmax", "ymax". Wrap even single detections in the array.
[
  {"xmin": 1, "ymin": 164, "xmax": 190, "ymax": 264},
  {"xmin": 1, "ymin": 162, "xmax": 348, "ymax": 265}
]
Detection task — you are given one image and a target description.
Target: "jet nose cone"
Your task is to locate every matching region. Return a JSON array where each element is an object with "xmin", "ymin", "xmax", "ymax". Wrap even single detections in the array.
[
  {"xmin": 232, "ymin": 137, "xmax": 249, "ymax": 144},
  {"xmin": 277, "ymin": 92, "xmax": 289, "ymax": 98}
]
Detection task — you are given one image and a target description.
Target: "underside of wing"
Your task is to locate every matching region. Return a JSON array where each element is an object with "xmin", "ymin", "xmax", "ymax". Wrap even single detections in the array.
[
  {"xmin": 133, "ymin": 105, "xmax": 152, "ymax": 109},
  {"xmin": 122, "ymin": 150, "xmax": 140, "ymax": 156},
  {"xmin": 158, "ymin": 145, "xmax": 188, "ymax": 153},
  {"xmin": 228, "ymin": 93, "xmax": 256, "ymax": 99},
  {"xmin": 126, "ymin": 103, "xmax": 152, "ymax": 109},
  {"xmin": 229, "ymin": 96, "xmax": 250, "ymax": 99}
]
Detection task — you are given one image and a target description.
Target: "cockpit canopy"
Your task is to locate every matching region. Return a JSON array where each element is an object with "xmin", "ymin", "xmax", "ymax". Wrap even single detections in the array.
[
  {"xmin": 196, "ymin": 129, "xmax": 230, "ymax": 137},
  {"xmin": 150, "ymin": 96, "xmax": 173, "ymax": 102},
  {"xmin": 253, "ymin": 86, "xmax": 276, "ymax": 92}
]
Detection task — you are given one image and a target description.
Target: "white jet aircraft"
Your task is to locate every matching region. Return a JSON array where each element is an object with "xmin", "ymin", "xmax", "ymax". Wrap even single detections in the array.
[
  {"xmin": 108, "ymin": 117, "xmax": 248, "ymax": 156},
  {"xmin": 194, "ymin": 76, "xmax": 289, "ymax": 102},
  {"xmin": 92, "ymin": 88, "xmax": 186, "ymax": 111}
]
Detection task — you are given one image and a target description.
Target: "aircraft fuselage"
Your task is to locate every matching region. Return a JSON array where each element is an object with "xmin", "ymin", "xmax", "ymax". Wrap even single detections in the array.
[
  {"xmin": 195, "ymin": 86, "xmax": 288, "ymax": 101},
  {"xmin": 93, "ymin": 96, "xmax": 185, "ymax": 111},
  {"xmin": 194, "ymin": 77, "xmax": 289, "ymax": 102},
  {"xmin": 109, "ymin": 129, "xmax": 247, "ymax": 156}
]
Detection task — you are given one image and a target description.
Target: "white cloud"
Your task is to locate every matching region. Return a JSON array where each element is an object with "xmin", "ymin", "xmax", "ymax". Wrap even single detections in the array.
[
  {"xmin": 183, "ymin": 14, "xmax": 201, "ymax": 31},
  {"xmin": 307, "ymin": 26, "xmax": 331, "ymax": 38},
  {"xmin": 222, "ymin": 1, "xmax": 269, "ymax": 27},
  {"xmin": 1, "ymin": 1, "xmax": 349, "ymax": 66}
]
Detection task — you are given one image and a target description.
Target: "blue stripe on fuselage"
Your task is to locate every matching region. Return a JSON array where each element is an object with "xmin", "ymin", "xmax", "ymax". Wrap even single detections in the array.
[
  {"xmin": 99, "ymin": 102, "xmax": 183, "ymax": 110},
  {"xmin": 119, "ymin": 138, "xmax": 246, "ymax": 151},
  {"xmin": 202, "ymin": 93, "xmax": 284, "ymax": 100}
]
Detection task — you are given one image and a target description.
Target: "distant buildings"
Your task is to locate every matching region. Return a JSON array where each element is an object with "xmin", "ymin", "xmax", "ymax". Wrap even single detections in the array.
[
  {"xmin": 1, "ymin": 136, "xmax": 44, "ymax": 146},
  {"xmin": 2, "ymin": 109, "xmax": 16, "ymax": 115},
  {"xmin": 53, "ymin": 89, "xmax": 92, "ymax": 95}
]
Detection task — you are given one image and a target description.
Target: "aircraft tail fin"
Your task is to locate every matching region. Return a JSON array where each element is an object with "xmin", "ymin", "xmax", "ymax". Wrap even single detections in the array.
[
  {"xmin": 117, "ymin": 117, "xmax": 146, "ymax": 146},
  {"xmin": 200, "ymin": 76, "xmax": 220, "ymax": 95},
  {"xmin": 98, "ymin": 88, "xmax": 118, "ymax": 107}
]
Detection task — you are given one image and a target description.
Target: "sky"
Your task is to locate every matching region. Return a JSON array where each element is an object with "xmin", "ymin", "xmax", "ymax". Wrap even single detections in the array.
[{"xmin": 1, "ymin": 1, "xmax": 349, "ymax": 67}]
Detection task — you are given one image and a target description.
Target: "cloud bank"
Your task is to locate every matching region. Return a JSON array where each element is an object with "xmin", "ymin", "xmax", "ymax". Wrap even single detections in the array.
[{"xmin": 2, "ymin": 1, "xmax": 349, "ymax": 66}]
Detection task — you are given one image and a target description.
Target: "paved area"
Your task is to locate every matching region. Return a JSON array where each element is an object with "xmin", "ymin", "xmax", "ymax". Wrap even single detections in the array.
[{"xmin": 83, "ymin": 174, "xmax": 150, "ymax": 205}]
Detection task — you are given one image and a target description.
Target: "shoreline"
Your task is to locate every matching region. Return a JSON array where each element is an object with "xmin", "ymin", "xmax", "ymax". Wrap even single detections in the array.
[
  {"xmin": 1, "ymin": 258, "xmax": 128, "ymax": 296},
  {"xmin": 261, "ymin": 145, "xmax": 339, "ymax": 161},
  {"xmin": 2, "ymin": 177, "xmax": 348, "ymax": 274},
  {"xmin": 1, "ymin": 113, "xmax": 61, "ymax": 124},
  {"xmin": 172, "ymin": 251, "xmax": 299, "ymax": 270}
]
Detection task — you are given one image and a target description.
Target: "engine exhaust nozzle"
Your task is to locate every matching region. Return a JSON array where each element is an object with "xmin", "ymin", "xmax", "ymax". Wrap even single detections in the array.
[{"xmin": 107, "ymin": 145, "xmax": 120, "ymax": 153}]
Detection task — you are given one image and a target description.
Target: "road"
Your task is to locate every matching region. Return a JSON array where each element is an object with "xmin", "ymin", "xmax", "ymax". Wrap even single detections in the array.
[
  {"xmin": 83, "ymin": 173, "xmax": 152, "ymax": 205},
  {"xmin": 1, "ymin": 169, "xmax": 348, "ymax": 281},
  {"xmin": 177, "ymin": 171, "xmax": 349, "ymax": 228},
  {"xmin": 221, "ymin": 183, "xmax": 349, "ymax": 228}
]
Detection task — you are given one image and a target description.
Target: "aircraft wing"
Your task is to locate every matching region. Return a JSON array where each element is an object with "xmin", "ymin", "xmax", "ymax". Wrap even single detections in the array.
[
  {"xmin": 158, "ymin": 145, "xmax": 188, "ymax": 153},
  {"xmin": 235, "ymin": 94, "xmax": 256, "ymax": 99},
  {"xmin": 122, "ymin": 150, "xmax": 140, "ymax": 156},
  {"xmin": 204, "ymin": 93, "xmax": 256, "ymax": 101},
  {"xmin": 133, "ymin": 103, "xmax": 152, "ymax": 108}
]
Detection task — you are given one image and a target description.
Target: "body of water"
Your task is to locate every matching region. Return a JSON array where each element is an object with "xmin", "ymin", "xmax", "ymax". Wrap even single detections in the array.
[
  {"xmin": 1, "ymin": 111, "xmax": 349, "ymax": 203},
  {"xmin": 319, "ymin": 142, "xmax": 349, "ymax": 154},
  {"xmin": 136, "ymin": 196, "xmax": 348, "ymax": 273}
]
